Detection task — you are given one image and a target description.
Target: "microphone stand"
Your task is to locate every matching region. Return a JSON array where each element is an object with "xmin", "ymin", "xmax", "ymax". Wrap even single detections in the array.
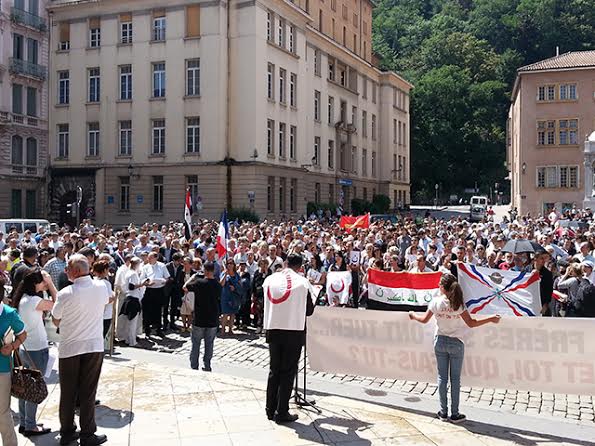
[{"xmin": 293, "ymin": 325, "xmax": 321, "ymax": 413}]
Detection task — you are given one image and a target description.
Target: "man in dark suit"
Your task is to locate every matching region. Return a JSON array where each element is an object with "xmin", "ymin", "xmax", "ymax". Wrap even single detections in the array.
[
  {"xmin": 163, "ymin": 253, "xmax": 183, "ymax": 331},
  {"xmin": 159, "ymin": 237, "xmax": 178, "ymax": 264}
]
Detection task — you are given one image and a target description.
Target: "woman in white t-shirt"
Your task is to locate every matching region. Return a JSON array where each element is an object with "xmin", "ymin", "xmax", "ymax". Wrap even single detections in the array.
[
  {"xmin": 92, "ymin": 260, "xmax": 115, "ymax": 339},
  {"xmin": 11, "ymin": 268, "xmax": 56, "ymax": 437},
  {"xmin": 409, "ymin": 273, "xmax": 500, "ymax": 424}
]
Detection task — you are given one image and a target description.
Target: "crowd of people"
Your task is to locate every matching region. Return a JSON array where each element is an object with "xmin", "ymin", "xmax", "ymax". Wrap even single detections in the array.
[{"xmin": 0, "ymin": 207, "xmax": 595, "ymax": 441}]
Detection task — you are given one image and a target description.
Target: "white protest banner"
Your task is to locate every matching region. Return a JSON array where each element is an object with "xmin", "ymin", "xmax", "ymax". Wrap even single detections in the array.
[
  {"xmin": 349, "ymin": 251, "xmax": 361, "ymax": 265},
  {"xmin": 307, "ymin": 307, "xmax": 595, "ymax": 394},
  {"xmin": 368, "ymin": 269, "xmax": 441, "ymax": 306},
  {"xmin": 326, "ymin": 271, "xmax": 352, "ymax": 306},
  {"xmin": 458, "ymin": 263, "xmax": 541, "ymax": 316}
]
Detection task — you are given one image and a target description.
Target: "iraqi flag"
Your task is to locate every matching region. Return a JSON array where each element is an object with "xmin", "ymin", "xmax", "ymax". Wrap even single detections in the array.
[
  {"xmin": 326, "ymin": 271, "xmax": 352, "ymax": 306},
  {"xmin": 458, "ymin": 263, "xmax": 541, "ymax": 317},
  {"xmin": 339, "ymin": 214, "xmax": 370, "ymax": 230},
  {"xmin": 367, "ymin": 269, "xmax": 441, "ymax": 309},
  {"xmin": 216, "ymin": 210, "xmax": 229, "ymax": 260},
  {"xmin": 184, "ymin": 189, "xmax": 193, "ymax": 240}
]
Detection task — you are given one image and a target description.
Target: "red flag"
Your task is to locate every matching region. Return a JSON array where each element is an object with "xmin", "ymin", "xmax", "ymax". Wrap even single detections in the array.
[{"xmin": 339, "ymin": 213, "xmax": 370, "ymax": 230}]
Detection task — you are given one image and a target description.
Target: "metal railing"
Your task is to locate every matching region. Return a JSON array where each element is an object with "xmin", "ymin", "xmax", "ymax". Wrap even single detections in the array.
[
  {"xmin": 10, "ymin": 7, "xmax": 47, "ymax": 31},
  {"xmin": 10, "ymin": 164, "xmax": 39, "ymax": 176},
  {"xmin": 9, "ymin": 58, "xmax": 47, "ymax": 80}
]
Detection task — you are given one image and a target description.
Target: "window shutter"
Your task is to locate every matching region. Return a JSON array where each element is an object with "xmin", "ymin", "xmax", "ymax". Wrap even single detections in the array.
[
  {"xmin": 89, "ymin": 17, "xmax": 100, "ymax": 28},
  {"xmin": 186, "ymin": 5, "xmax": 201, "ymax": 37},
  {"xmin": 120, "ymin": 12, "xmax": 132, "ymax": 22},
  {"xmin": 59, "ymin": 22, "xmax": 70, "ymax": 41}
]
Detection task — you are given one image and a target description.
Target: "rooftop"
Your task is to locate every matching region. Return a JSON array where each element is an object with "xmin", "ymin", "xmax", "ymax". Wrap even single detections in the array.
[{"xmin": 518, "ymin": 50, "xmax": 595, "ymax": 72}]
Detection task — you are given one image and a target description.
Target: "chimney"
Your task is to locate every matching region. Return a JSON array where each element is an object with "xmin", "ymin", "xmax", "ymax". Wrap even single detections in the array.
[{"xmin": 556, "ymin": 46, "xmax": 560, "ymax": 56}]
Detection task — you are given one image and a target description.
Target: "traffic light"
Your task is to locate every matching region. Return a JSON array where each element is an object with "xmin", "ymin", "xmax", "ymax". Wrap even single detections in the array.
[{"xmin": 66, "ymin": 202, "xmax": 78, "ymax": 217}]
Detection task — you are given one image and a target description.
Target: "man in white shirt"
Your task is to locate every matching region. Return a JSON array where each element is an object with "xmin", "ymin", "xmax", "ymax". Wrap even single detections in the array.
[
  {"xmin": 409, "ymin": 255, "xmax": 433, "ymax": 273},
  {"xmin": 52, "ymin": 254, "xmax": 111, "ymax": 446},
  {"xmin": 140, "ymin": 252, "xmax": 170, "ymax": 337}
]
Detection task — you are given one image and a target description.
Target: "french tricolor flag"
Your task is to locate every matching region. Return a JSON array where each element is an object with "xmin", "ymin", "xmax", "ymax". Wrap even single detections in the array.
[{"xmin": 216, "ymin": 210, "xmax": 229, "ymax": 261}]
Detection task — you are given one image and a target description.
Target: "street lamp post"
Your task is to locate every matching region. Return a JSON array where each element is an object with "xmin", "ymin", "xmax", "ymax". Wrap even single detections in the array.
[{"xmin": 434, "ymin": 184, "xmax": 439, "ymax": 209}]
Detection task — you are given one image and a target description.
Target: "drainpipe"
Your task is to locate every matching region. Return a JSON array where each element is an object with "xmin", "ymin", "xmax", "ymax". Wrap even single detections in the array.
[{"xmin": 225, "ymin": 0, "xmax": 232, "ymax": 210}]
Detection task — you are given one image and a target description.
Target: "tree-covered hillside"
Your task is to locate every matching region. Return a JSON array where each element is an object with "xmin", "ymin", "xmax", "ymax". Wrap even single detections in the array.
[{"xmin": 372, "ymin": 0, "xmax": 595, "ymax": 202}]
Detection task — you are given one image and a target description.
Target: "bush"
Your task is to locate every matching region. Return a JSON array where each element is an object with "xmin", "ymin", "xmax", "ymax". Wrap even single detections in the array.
[
  {"xmin": 370, "ymin": 194, "xmax": 391, "ymax": 214},
  {"xmin": 351, "ymin": 198, "xmax": 371, "ymax": 215},
  {"xmin": 227, "ymin": 207, "xmax": 259, "ymax": 223},
  {"xmin": 307, "ymin": 202, "xmax": 338, "ymax": 216}
]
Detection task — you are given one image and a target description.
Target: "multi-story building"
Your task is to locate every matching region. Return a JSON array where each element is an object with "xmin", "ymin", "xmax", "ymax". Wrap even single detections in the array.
[
  {"xmin": 47, "ymin": 0, "xmax": 411, "ymax": 225},
  {"xmin": 508, "ymin": 50, "xmax": 595, "ymax": 216},
  {"xmin": 0, "ymin": 0, "xmax": 49, "ymax": 218}
]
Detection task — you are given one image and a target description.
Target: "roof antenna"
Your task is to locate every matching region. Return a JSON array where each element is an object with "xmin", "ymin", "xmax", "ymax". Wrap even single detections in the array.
[{"xmin": 556, "ymin": 46, "xmax": 559, "ymax": 56}]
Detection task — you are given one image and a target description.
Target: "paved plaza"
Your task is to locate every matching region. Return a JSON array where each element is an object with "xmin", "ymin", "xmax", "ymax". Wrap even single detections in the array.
[
  {"xmin": 120, "ymin": 326, "xmax": 595, "ymax": 425},
  {"xmin": 13, "ymin": 359, "xmax": 594, "ymax": 446}
]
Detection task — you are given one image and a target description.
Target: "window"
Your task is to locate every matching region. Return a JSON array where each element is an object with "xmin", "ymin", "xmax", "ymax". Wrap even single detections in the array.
[
  {"xmin": 87, "ymin": 122, "xmax": 100, "ymax": 157},
  {"xmin": 371, "ymin": 114, "xmax": 377, "ymax": 140},
  {"xmin": 153, "ymin": 15, "xmax": 166, "ymax": 41},
  {"xmin": 569, "ymin": 166, "xmax": 578, "ymax": 188},
  {"xmin": 12, "ymin": 84, "xmax": 22, "ymax": 114},
  {"xmin": 547, "ymin": 85, "xmax": 555, "ymax": 101},
  {"xmin": 279, "ymin": 69, "xmax": 286, "ymax": 103},
  {"xmin": 314, "ymin": 137, "xmax": 320, "ymax": 166},
  {"xmin": 267, "ymin": 119, "xmax": 275, "ymax": 156},
  {"xmin": 402, "ymin": 123, "xmax": 407, "ymax": 146},
  {"xmin": 267, "ymin": 63, "xmax": 274, "ymax": 100},
  {"xmin": 185, "ymin": 5, "xmax": 201, "ymax": 38},
  {"xmin": 120, "ymin": 18, "xmax": 133, "ymax": 44},
  {"xmin": 559, "ymin": 119, "xmax": 578, "ymax": 145},
  {"xmin": 393, "ymin": 154, "xmax": 397, "ymax": 178},
  {"xmin": 397, "ymin": 155, "xmax": 402, "ymax": 180},
  {"xmin": 351, "ymin": 146, "xmax": 357, "ymax": 173},
  {"xmin": 267, "ymin": 11, "xmax": 273, "ymax": 41},
  {"xmin": 362, "ymin": 111, "xmax": 367, "ymax": 137},
  {"xmin": 351, "ymin": 106, "xmax": 357, "ymax": 126},
  {"xmin": 289, "ymin": 73, "xmax": 297, "ymax": 107},
  {"xmin": 89, "ymin": 19, "xmax": 101, "ymax": 48},
  {"xmin": 329, "ymin": 184, "xmax": 334, "ymax": 203},
  {"xmin": 26, "ymin": 38, "xmax": 38, "ymax": 64},
  {"xmin": 537, "ymin": 120, "xmax": 555, "ymax": 145},
  {"xmin": 537, "ymin": 166, "xmax": 558, "ymax": 188},
  {"xmin": 186, "ymin": 117, "xmax": 200, "ymax": 153},
  {"xmin": 288, "ymin": 26, "xmax": 295, "ymax": 53},
  {"xmin": 13, "ymin": 33, "xmax": 24, "ymax": 59},
  {"xmin": 314, "ymin": 49, "xmax": 321, "ymax": 77},
  {"xmin": 120, "ymin": 177, "xmax": 130, "ymax": 211},
  {"xmin": 186, "ymin": 59, "xmax": 200, "ymax": 96},
  {"xmin": 289, "ymin": 125, "xmax": 296, "ymax": 160},
  {"xmin": 372, "ymin": 82, "xmax": 377, "ymax": 104},
  {"xmin": 314, "ymin": 183, "xmax": 321, "ymax": 203},
  {"xmin": 119, "ymin": 120, "xmax": 132, "ymax": 156},
  {"xmin": 277, "ymin": 18, "xmax": 285, "ymax": 47},
  {"xmin": 88, "ymin": 67, "xmax": 100, "ymax": 102},
  {"xmin": 290, "ymin": 179, "xmax": 297, "ymax": 212},
  {"xmin": 152, "ymin": 62, "xmax": 166, "ymax": 97},
  {"xmin": 25, "ymin": 190, "xmax": 36, "ymax": 218},
  {"xmin": 328, "ymin": 58, "xmax": 335, "ymax": 81},
  {"xmin": 58, "ymin": 71, "xmax": 69, "ymax": 105},
  {"xmin": 11, "ymin": 190, "xmax": 22, "ymax": 218},
  {"xmin": 59, "ymin": 22, "xmax": 70, "ymax": 50},
  {"xmin": 328, "ymin": 96, "xmax": 334, "ymax": 125},
  {"xmin": 11, "ymin": 136, "xmax": 23, "ymax": 171},
  {"xmin": 560, "ymin": 84, "xmax": 577, "ymax": 101},
  {"xmin": 187, "ymin": 176, "xmax": 199, "ymax": 211},
  {"xmin": 57, "ymin": 124, "xmax": 69, "ymax": 158},
  {"xmin": 331, "ymin": 0, "xmax": 336, "ymax": 11},
  {"xmin": 119, "ymin": 65, "xmax": 132, "ymax": 100},
  {"xmin": 267, "ymin": 177, "xmax": 275, "ymax": 212},
  {"xmin": 318, "ymin": 10, "xmax": 323, "ymax": 32},
  {"xmin": 371, "ymin": 151, "xmax": 377, "ymax": 177},
  {"xmin": 339, "ymin": 143, "xmax": 346, "ymax": 171},
  {"xmin": 340, "ymin": 100, "xmax": 346, "ymax": 122},
  {"xmin": 314, "ymin": 90, "xmax": 321, "ymax": 121},
  {"xmin": 362, "ymin": 76, "xmax": 367, "ymax": 99},
  {"xmin": 537, "ymin": 86, "xmax": 545, "ymax": 102},
  {"xmin": 393, "ymin": 119, "xmax": 397, "ymax": 144},
  {"xmin": 328, "ymin": 140, "xmax": 334, "ymax": 169},
  {"xmin": 279, "ymin": 178, "xmax": 286, "ymax": 212},
  {"xmin": 152, "ymin": 119, "xmax": 165, "ymax": 154},
  {"xmin": 153, "ymin": 176, "xmax": 164, "ymax": 212},
  {"xmin": 362, "ymin": 149, "xmax": 367, "ymax": 176},
  {"xmin": 278, "ymin": 122, "xmax": 286, "ymax": 158},
  {"xmin": 26, "ymin": 87, "xmax": 36, "ymax": 117}
]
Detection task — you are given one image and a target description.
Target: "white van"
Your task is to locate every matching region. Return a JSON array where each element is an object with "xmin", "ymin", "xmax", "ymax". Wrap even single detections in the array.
[
  {"xmin": 469, "ymin": 196, "xmax": 488, "ymax": 222},
  {"xmin": 0, "ymin": 219, "xmax": 50, "ymax": 235}
]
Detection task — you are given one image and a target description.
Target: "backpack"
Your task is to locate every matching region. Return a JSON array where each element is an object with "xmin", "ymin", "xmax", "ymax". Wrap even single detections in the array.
[{"xmin": 574, "ymin": 279, "xmax": 595, "ymax": 317}]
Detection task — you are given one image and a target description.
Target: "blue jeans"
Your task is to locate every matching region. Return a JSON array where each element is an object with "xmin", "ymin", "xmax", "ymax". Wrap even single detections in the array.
[
  {"xmin": 18, "ymin": 348, "xmax": 49, "ymax": 430},
  {"xmin": 434, "ymin": 335, "xmax": 464, "ymax": 417},
  {"xmin": 190, "ymin": 327, "xmax": 217, "ymax": 370}
]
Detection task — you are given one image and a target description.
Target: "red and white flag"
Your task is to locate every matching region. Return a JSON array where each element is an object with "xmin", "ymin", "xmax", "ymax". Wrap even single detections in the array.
[
  {"xmin": 216, "ymin": 210, "xmax": 229, "ymax": 260},
  {"xmin": 339, "ymin": 214, "xmax": 370, "ymax": 230},
  {"xmin": 183, "ymin": 189, "xmax": 193, "ymax": 240},
  {"xmin": 367, "ymin": 269, "xmax": 441, "ymax": 306},
  {"xmin": 326, "ymin": 271, "xmax": 352, "ymax": 306}
]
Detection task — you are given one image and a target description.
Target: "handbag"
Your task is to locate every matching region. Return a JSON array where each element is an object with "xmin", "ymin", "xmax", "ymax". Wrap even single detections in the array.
[{"xmin": 10, "ymin": 346, "xmax": 48, "ymax": 404}]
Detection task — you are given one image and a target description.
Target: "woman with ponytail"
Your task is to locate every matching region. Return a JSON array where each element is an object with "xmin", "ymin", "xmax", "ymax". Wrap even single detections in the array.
[{"xmin": 409, "ymin": 273, "xmax": 501, "ymax": 424}]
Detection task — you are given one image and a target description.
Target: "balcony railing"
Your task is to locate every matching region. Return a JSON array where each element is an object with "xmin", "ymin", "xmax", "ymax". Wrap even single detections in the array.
[
  {"xmin": 10, "ymin": 164, "xmax": 39, "ymax": 176},
  {"xmin": 10, "ymin": 7, "xmax": 47, "ymax": 32},
  {"xmin": 0, "ymin": 111, "xmax": 42, "ymax": 128},
  {"xmin": 9, "ymin": 58, "xmax": 47, "ymax": 80}
]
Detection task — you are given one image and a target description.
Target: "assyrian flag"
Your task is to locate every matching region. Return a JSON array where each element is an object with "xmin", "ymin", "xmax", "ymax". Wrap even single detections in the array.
[
  {"xmin": 339, "ymin": 214, "xmax": 370, "ymax": 230},
  {"xmin": 216, "ymin": 210, "xmax": 229, "ymax": 260},
  {"xmin": 184, "ymin": 189, "xmax": 193, "ymax": 240},
  {"xmin": 326, "ymin": 271, "xmax": 352, "ymax": 306},
  {"xmin": 458, "ymin": 263, "xmax": 541, "ymax": 317},
  {"xmin": 367, "ymin": 269, "xmax": 441, "ymax": 307}
]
